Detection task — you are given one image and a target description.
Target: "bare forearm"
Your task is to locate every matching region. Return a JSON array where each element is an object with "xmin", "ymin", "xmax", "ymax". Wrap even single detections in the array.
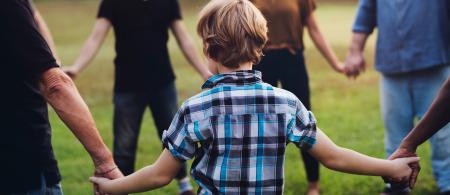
[
  {"xmin": 109, "ymin": 165, "xmax": 169, "ymax": 194},
  {"xmin": 172, "ymin": 20, "xmax": 210, "ymax": 79},
  {"xmin": 401, "ymin": 78, "xmax": 450, "ymax": 150},
  {"xmin": 34, "ymin": 10, "xmax": 60, "ymax": 64},
  {"xmin": 71, "ymin": 19, "xmax": 110, "ymax": 73},
  {"xmin": 310, "ymin": 130, "xmax": 394, "ymax": 177},
  {"xmin": 180, "ymin": 38, "xmax": 209, "ymax": 76},
  {"xmin": 103, "ymin": 149, "xmax": 180, "ymax": 194},
  {"xmin": 40, "ymin": 68, "xmax": 112, "ymax": 167},
  {"xmin": 72, "ymin": 37, "xmax": 104, "ymax": 72},
  {"xmin": 330, "ymin": 147, "xmax": 394, "ymax": 177},
  {"xmin": 309, "ymin": 28, "xmax": 341, "ymax": 70},
  {"xmin": 349, "ymin": 32, "xmax": 369, "ymax": 53}
]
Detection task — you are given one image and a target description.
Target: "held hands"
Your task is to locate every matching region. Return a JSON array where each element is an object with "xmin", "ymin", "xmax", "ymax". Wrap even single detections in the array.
[
  {"xmin": 93, "ymin": 160, "xmax": 124, "ymax": 195},
  {"xmin": 90, "ymin": 176, "xmax": 118, "ymax": 195},
  {"xmin": 385, "ymin": 147, "xmax": 421, "ymax": 188},
  {"xmin": 343, "ymin": 50, "xmax": 366, "ymax": 79},
  {"xmin": 384, "ymin": 156, "xmax": 420, "ymax": 189}
]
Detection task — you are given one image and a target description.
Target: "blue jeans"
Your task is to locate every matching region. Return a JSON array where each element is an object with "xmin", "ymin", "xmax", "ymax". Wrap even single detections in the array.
[
  {"xmin": 9, "ymin": 174, "xmax": 63, "ymax": 195},
  {"xmin": 381, "ymin": 65, "xmax": 450, "ymax": 192},
  {"xmin": 113, "ymin": 82, "xmax": 187, "ymax": 179}
]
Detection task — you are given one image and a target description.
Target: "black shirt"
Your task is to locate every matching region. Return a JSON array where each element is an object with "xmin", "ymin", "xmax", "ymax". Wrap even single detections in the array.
[
  {"xmin": 97, "ymin": 0, "xmax": 182, "ymax": 92},
  {"xmin": 0, "ymin": 0, "xmax": 60, "ymax": 193}
]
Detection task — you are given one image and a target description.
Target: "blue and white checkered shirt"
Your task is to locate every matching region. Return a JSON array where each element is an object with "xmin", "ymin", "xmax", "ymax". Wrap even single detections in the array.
[{"xmin": 162, "ymin": 70, "xmax": 317, "ymax": 195}]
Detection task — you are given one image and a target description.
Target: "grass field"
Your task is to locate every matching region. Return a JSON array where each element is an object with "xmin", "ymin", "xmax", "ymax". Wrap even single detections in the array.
[{"xmin": 36, "ymin": 1, "xmax": 438, "ymax": 194}]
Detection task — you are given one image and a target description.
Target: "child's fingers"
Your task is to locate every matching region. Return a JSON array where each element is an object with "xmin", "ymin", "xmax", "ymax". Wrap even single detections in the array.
[
  {"xmin": 90, "ymin": 176, "xmax": 108, "ymax": 184},
  {"xmin": 403, "ymin": 156, "xmax": 420, "ymax": 164}
]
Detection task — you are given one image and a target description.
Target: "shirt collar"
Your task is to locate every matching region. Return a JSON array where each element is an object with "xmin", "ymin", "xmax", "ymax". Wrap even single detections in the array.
[{"xmin": 201, "ymin": 70, "xmax": 263, "ymax": 89}]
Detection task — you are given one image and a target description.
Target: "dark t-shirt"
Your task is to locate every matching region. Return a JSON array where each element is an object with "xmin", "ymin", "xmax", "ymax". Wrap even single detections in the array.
[
  {"xmin": 0, "ymin": 0, "xmax": 60, "ymax": 193},
  {"xmin": 97, "ymin": 0, "xmax": 182, "ymax": 92}
]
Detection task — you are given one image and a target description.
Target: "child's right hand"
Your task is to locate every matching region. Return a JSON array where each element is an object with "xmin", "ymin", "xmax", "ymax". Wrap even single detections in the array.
[
  {"xmin": 388, "ymin": 157, "xmax": 420, "ymax": 181},
  {"xmin": 90, "ymin": 176, "xmax": 118, "ymax": 195}
]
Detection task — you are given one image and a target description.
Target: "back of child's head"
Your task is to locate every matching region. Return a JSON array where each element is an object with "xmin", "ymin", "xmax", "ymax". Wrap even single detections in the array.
[{"xmin": 197, "ymin": 0, "xmax": 268, "ymax": 68}]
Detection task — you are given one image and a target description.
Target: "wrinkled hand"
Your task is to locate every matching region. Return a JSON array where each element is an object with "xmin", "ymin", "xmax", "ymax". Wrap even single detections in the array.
[
  {"xmin": 343, "ymin": 51, "xmax": 366, "ymax": 79},
  {"xmin": 385, "ymin": 147, "xmax": 421, "ymax": 188},
  {"xmin": 63, "ymin": 66, "xmax": 80, "ymax": 79}
]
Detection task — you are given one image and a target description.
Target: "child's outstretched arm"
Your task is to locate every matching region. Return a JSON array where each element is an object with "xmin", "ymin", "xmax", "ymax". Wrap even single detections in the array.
[
  {"xmin": 309, "ymin": 129, "xmax": 419, "ymax": 180},
  {"xmin": 90, "ymin": 149, "xmax": 182, "ymax": 195}
]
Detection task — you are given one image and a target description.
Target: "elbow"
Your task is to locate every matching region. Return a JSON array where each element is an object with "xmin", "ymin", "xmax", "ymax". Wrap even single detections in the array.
[
  {"xmin": 155, "ymin": 175, "xmax": 173, "ymax": 187},
  {"xmin": 41, "ymin": 69, "xmax": 74, "ymax": 99}
]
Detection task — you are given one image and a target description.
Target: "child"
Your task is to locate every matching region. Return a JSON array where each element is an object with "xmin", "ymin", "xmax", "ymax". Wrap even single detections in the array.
[{"xmin": 90, "ymin": 0, "xmax": 419, "ymax": 194}]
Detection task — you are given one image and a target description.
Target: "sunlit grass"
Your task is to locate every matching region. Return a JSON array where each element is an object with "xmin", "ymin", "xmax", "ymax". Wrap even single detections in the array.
[{"xmin": 37, "ymin": 1, "xmax": 437, "ymax": 194}]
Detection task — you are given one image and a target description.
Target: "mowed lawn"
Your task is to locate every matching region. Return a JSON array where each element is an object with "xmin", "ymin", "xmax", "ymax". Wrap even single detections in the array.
[{"xmin": 36, "ymin": 1, "xmax": 438, "ymax": 194}]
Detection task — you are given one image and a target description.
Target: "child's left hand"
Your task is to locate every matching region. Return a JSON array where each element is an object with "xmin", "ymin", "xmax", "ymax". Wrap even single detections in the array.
[{"xmin": 90, "ymin": 176, "xmax": 117, "ymax": 195}]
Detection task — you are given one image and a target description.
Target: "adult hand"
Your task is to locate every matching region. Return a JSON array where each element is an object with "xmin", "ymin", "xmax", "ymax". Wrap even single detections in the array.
[
  {"xmin": 63, "ymin": 66, "xmax": 80, "ymax": 79},
  {"xmin": 94, "ymin": 160, "xmax": 124, "ymax": 195},
  {"xmin": 384, "ymin": 147, "xmax": 420, "ymax": 189},
  {"xmin": 344, "ymin": 50, "xmax": 366, "ymax": 79}
]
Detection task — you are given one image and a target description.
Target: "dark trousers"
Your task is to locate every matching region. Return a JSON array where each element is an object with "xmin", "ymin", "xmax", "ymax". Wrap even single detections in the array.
[
  {"xmin": 112, "ymin": 82, "xmax": 187, "ymax": 179},
  {"xmin": 255, "ymin": 49, "xmax": 320, "ymax": 182}
]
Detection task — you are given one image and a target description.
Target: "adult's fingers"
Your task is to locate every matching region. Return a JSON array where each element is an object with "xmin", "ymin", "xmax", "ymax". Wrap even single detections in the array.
[{"xmin": 409, "ymin": 163, "xmax": 421, "ymax": 188}]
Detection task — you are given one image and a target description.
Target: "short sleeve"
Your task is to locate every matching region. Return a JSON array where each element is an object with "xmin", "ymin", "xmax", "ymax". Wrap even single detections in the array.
[
  {"xmin": 300, "ymin": 0, "xmax": 316, "ymax": 22},
  {"xmin": 97, "ymin": 0, "xmax": 113, "ymax": 21},
  {"xmin": 352, "ymin": 0, "xmax": 377, "ymax": 34},
  {"xmin": 287, "ymin": 99, "xmax": 317, "ymax": 150},
  {"xmin": 169, "ymin": 0, "xmax": 182, "ymax": 21},
  {"xmin": 0, "ymin": 0, "xmax": 58, "ymax": 76},
  {"xmin": 162, "ymin": 106, "xmax": 197, "ymax": 161}
]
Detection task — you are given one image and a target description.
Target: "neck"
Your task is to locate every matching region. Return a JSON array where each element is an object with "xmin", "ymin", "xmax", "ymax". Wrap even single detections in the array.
[{"xmin": 217, "ymin": 61, "xmax": 253, "ymax": 74}]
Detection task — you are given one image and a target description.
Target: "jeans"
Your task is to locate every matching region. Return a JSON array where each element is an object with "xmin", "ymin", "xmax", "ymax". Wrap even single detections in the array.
[
  {"xmin": 255, "ymin": 48, "xmax": 320, "ymax": 182},
  {"xmin": 9, "ymin": 174, "xmax": 63, "ymax": 195},
  {"xmin": 381, "ymin": 65, "xmax": 450, "ymax": 192},
  {"xmin": 113, "ymin": 82, "xmax": 187, "ymax": 179}
]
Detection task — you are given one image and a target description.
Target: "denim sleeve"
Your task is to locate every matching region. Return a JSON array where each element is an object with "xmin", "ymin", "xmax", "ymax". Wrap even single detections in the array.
[
  {"xmin": 288, "ymin": 99, "xmax": 317, "ymax": 150},
  {"xmin": 352, "ymin": 0, "xmax": 377, "ymax": 34},
  {"xmin": 162, "ymin": 105, "xmax": 197, "ymax": 161}
]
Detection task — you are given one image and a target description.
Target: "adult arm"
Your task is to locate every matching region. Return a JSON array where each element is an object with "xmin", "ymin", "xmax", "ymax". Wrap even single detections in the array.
[
  {"xmin": 388, "ymin": 77, "xmax": 450, "ymax": 187},
  {"xmin": 65, "ymin": 18, "xmax": 111, "ymax": 78},
  {"xmin": 40, "ymin": 67, "xmax": 122, "ymax": 179},
  {"xmin": 344, "ymin": 0, "xmax": 376, "ymax": 78},
  {"xmin": 30, "ymin": 1, "xmax": 60, "ymax": 65},
  {"xmin": 308, "ymin": 129, "xmax": 418, "ymax": 179},
  {"xmin": 306, "ymin": 13, "xmax": 344, "ymax": 73},
  {"xmin": 90, "ymin": 149, "xmax": 182, "ymax": 194},
  {"xmin": 171, "ymin": 19, "xmax": 213, "ymax": 81},
  {"xmin": 401, "ymin": 77, "xmax": 450, "ymax": 150}
]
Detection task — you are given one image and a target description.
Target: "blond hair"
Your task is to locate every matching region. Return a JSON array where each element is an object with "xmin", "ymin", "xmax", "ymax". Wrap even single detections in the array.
[{"xmin": 197, "ymin": 0, "xmax": 268, "ymax": 68}]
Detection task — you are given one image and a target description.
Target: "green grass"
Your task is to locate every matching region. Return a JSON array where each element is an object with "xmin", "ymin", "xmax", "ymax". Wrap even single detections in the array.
[{"xmin": 36, "ymin": 1, "xmax": 438, "ymax": 194}]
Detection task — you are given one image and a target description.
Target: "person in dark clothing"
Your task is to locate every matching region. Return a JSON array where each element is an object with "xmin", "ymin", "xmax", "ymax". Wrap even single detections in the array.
[
  {"xmin": 65, "ymin": 0, "xmax": 211, "ymax": 194},
  {"xmin": 0, "ymin": 0, "xmax": 122, "ymax": 194}
]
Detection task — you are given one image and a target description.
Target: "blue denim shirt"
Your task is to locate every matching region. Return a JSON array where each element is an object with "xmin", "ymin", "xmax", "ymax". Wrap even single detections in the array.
[{"xmin": 353, "ymin": 0, "xmax": 450, "ymax": 74}]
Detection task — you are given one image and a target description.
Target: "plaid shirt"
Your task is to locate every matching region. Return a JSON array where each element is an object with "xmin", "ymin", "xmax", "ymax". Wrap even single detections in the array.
[{"xmin": 162, "ymin": 70, "xmax": 317, "ymax": 195}]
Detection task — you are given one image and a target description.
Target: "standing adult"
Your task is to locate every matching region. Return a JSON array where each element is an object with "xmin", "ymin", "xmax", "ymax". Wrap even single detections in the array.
[
  {"xmin": 250, "ymin": 0, "xmax": 345, "ymax": 194},
  {"xmin": 65, "ymin": 0, "xmax": 211, "ymax": 194},
  {"xmin": 345, "ymin": 0, "xmax": 450, "ymax": 194},
  {"xmin": 0, "ymin": 0, "xmax": 122, "ymax": 194}
]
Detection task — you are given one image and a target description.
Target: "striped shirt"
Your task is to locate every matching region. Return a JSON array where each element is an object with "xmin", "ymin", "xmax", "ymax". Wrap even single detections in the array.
[{"xmin": 162, "ymin": 70, "xmax": 317, "ymax": 194}]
